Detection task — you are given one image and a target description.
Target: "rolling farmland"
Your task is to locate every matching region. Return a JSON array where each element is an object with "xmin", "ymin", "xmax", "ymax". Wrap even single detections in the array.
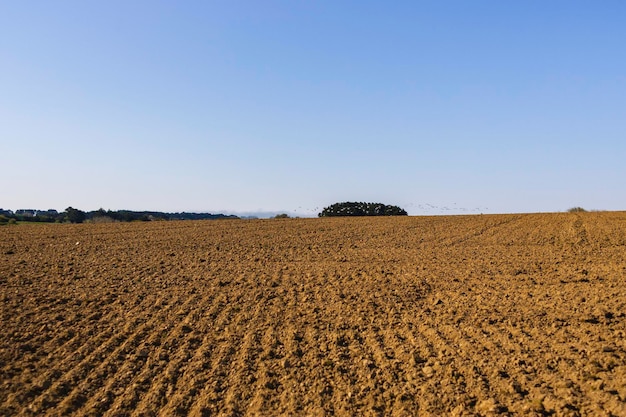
[{"xmin": 1, "ymin": 212, "xmax": 626, "ymax": 416}]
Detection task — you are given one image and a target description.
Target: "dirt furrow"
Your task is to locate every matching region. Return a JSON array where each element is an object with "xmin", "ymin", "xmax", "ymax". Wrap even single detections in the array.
[
  {"xmin": 3, "ymin": 292, "xmax": 155, "ymax": 415},
  {"xmin": 19, "ymin": 294, "xmax": 176, "ymax": 416}
]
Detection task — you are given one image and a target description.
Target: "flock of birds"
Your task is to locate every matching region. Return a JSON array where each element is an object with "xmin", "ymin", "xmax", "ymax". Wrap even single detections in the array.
[
  {"xmin": 291, "ymin": 203, "xmax": 489, "ymax": 217},
  {"xmin": 405, "ymin": 202, "xmax": 489, "ymax": 214}
]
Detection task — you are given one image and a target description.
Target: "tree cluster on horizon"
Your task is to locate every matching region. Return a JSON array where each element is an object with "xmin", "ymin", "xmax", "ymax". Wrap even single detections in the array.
[{"xmin": 318, "ymin": 202, "xmax": 408, "ymax": 217}]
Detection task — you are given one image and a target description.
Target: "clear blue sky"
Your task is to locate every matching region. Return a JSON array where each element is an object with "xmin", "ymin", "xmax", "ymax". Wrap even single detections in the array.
[{"xmin": 2, "ymin": 1, "xmax": 624, "ymax": 216}]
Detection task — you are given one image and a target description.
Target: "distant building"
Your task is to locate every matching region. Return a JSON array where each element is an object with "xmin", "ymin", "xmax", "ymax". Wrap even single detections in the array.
[
  {"xmin": 36, "ymin": 209, "xmax": 59, "ymax": 217},
  {"xmin": 0, "ymin": 208, "xmax": 14, "ymax": 216},
  {"xmin": 16, "ymin": 209, "xmax": 36, "ymax": 217}
]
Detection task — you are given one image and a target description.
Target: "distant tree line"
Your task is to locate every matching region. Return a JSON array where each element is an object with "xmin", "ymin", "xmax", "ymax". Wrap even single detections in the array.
[
  {"xmin": 0, "ymin": 207, "xmax": 239, "ymax": 224},
  {"xmin": 319, "ymin": 202, "xmax": 408, "ymax": 217}
]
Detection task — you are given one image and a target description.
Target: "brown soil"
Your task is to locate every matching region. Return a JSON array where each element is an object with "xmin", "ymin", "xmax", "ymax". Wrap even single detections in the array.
[{"xmin": 1, "ymin": 212, "xmax": 625, "ymax": 416}]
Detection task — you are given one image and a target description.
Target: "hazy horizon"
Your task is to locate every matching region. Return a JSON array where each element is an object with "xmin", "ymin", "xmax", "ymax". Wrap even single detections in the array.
[
  {"xmin": 1, "ymin": 205, "xmax": 615, "ymax": 220},
  {"xmin": 2, "ymin": 2, "xmax": 625, "ymax": 216}
]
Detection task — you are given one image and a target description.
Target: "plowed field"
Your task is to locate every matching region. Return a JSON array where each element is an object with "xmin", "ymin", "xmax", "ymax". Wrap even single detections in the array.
[{"xmin": 1, "ymin": 212, "xmax": 626, "ymax": 416}]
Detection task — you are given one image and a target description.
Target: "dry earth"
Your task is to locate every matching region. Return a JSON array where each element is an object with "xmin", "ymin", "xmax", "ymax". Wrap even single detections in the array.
[{"xmin": 1, "ymin": 212, "xmax": 626, "ymax": 416}]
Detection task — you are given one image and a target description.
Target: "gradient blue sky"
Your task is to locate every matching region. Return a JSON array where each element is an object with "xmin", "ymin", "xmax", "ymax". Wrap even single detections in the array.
[{"xmin": 2, "ymin": 1, "xmax": 624, "ymax": 216}]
